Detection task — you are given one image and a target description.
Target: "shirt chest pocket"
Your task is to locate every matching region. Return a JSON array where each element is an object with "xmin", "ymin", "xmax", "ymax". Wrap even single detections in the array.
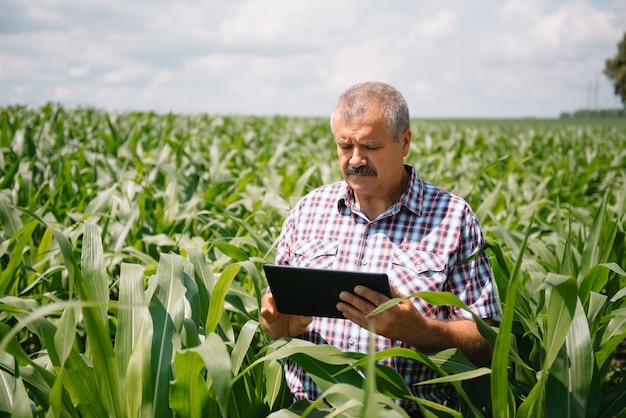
[
  {"xmin": 293, "ymin": 240, "xmax": 338, "ymax": 270},
  {"xmin": 391, "ymin": 249, "xmax": 448, "ymax": 292}
]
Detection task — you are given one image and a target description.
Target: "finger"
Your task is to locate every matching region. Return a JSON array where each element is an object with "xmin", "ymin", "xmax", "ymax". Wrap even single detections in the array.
[
  {"xmin": 260, "ymin": 304, "xmax": 275, "ymax": 319},
  {"xmin": 260, "ymin": 294, "xmax": 278, "ymax": 319},
  {"xmin": 336, "ymin": 301, "xmax": 366, "ymax": 322},
  {"xmin": 336, "ymin": 299, "xmax": 358, "ymax": 314},
  {"xmin": 339, "ymin": 291, "xmax": 375, "ymax": 315},
  {"xmin": 353, "ymin": 285, "xmax": 389, "ymax": 306}
]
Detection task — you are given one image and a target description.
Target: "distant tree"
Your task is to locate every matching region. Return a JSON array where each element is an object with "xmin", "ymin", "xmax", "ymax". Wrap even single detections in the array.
[{"xmin": 604, "ymin": 32, "xmax": 626, "ymax": 107}]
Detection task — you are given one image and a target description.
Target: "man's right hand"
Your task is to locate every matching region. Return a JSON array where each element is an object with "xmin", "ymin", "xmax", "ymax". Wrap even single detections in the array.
[{"xmin": 260, "ymin": 290, "xmax": 312, "ymax": 340}]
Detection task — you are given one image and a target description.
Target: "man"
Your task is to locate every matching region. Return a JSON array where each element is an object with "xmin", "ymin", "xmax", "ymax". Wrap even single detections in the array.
[{"xmin": 260, "ymin": 81, "xmax": 500, "ymax": 415}]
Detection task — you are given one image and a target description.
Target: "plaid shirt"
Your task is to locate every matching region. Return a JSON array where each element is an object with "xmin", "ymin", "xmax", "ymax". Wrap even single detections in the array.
[{"xmin": 275, "ymin": 165, "xmax": 500, "ymax": 410}]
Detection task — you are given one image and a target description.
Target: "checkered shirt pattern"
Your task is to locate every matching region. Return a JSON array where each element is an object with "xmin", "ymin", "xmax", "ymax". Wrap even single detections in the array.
[{"xmin": 274, "ymin": 165, "xmax": 501, "ymax": 411}]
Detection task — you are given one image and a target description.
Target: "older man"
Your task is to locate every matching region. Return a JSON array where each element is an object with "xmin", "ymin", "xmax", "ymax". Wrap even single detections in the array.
[{"xmin": 261, "ymin": 81, "xmax": 500, "ymax": 416}]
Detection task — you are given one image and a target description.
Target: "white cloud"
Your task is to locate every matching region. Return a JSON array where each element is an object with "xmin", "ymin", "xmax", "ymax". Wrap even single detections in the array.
[
  {"xmin": 101, "ymin": 66, "xmax": 149, "ymax": 84},
  {"xmin": 218, "ymin": 0, "xmax": 356, "ymax": 47},
  {"xmin": 415, "ymin": 10, "xmax": 456, "ymax": 40},
  {"xmin": 494, "ymin": 0, "xmax": 622, "ymax": 62},
  {"xmin": 0, "ymin": 0, "xmax": 625, "ymax": 117},
  {"xmin": 26, "ymin": 5, "xmax": 67, "ymax": 24},
  {"xmin": 53, "ymin": 86, "xmax": 71, "ymax": 101},
  {"xmin": 69, "ymin": 65, "xmax": 89, "ymax": 78}
]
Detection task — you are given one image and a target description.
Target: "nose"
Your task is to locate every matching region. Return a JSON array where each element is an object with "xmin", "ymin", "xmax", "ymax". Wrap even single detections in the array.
[{"xmin": 349, "ymin": 146, "xmax": 367, "ymax": 167}]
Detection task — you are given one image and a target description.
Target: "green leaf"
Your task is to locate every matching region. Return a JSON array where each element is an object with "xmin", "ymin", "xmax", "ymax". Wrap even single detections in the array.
[
  {"xmin": 491, "ymin": 216, "xmax": 534, "ymax": 418},
  {"xmin": 361, "ymin": 330, "xmax": 378, "ymax": 417},
  {"xmin": 263, "ymin": 359, "xmax": 286, "ymax": 409},
  {"xmin": 115, "ymin": 263, "xmax": 148, "ymax": 381},
  {"xmin": 597, "ymin": 374, "xmax": 626, "ymax": 418},
  {"xmin": 231, "ymin": 320, "xmax": 260, "ymax": 375},
  {"xmin": 345, "ymin": 347, "xmax": 484, "ymax": 417},
  {"xmin": 191, "ymin": 333, "xmax": 233, "ymax": 417},
  {"xmin": 417, "ymin": 368, "xmax": 492, "ymax": 386},
  {"xmin": 151, "ymin": 253, "xmax": 189, "ymax": 333},
  {"xmin": 544, "ymin": 277, "xmax": 578, "ymax": 369},
  {"xmin": 0, "ymin": 221, "xmax": 38, "ymax": 295},
  {"xmin": 170, "ymin": 350, "xmax": 210, "ymax": 417},
  {"xmin": 11, "ymin": 368, "xmax": 34, "ymax": 418},
  {"xmin": 124, "ymin": 317, "xmax": 153, "ymax": 418},
  {"xmin": 213, "ymin": 241, "xmax": 250, "ymax": 262},
  {"xmin": 597, "ymin": 309, "xmax": 626, "ymax": 368},
  {"xmin": 290, "ymin": 352, "xmax": 364, "ymax": 394},
  {"xmin": 80, "ymin": 222, "xmax": 123, "ymax": 416},
  {"xmin": 545, "ymin": 299, "xmax": 596, "ymax": 418},
  {"xmin": 53, "ymin": 306, "xmax": 76, "ymax": 366},
  {"xmin": 579, "ymin": 192, "xmax": 608, "ymax": 278},
  {"xmin": 0, "ymin": 194, "xmax": 22, "ymax": 238},
  {"xmin": 82, "ymin": 222, "xmax": 110, "ymax": 324},
  {"xmin": 185, "ymin": 247, "xmax": 216, "ymax": 326},
  {"xmin": 0, "ymin": 301, "xmax": 109, "ymax": 417},
  {"xmin": 182, "ymin": 269, "xmax": 201, "ymax": 328},
  {"xmin": 149, "ymin": 297, "xmax": 174, "ymax": 418},
  {"xmin": 516, "ymin": 380, "xmax": 544, "ymax": 418},
  {"xmin": 371, "ymin": 364, "xmax": 413, "ymax": 399},
  {"xmin": 206, "ymin": 263, "xmax": 241, "ymax": 334}
]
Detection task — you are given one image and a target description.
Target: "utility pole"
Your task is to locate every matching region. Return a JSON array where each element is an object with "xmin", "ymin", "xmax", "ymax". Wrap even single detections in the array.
[
  {"xmin": 587, "ymin": 79, "xmax": 592, "ymax": 118},
  {"xmin": 594, "ymin": 73, "xmax": 599, "ymax": 111}
]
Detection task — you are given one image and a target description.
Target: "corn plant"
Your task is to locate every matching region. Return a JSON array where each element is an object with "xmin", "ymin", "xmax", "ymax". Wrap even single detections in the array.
[{"xmin": 1, "ymin": 104, "xmax": 625, "ymax": 416}]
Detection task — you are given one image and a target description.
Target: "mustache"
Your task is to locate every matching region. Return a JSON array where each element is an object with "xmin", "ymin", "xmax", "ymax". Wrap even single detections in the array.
[{"xmin": 345, "ymin": 165, "xmax": 377, "ymax": 176}]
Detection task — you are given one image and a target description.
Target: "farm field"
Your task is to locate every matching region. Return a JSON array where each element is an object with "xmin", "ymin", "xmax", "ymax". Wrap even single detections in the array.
[{"xmin": 0, "ymin": 103, "xmax": 625, "ymax": 417}]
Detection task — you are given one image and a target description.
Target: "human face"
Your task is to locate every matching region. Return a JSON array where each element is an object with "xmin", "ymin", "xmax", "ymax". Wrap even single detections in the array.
[{"xmin": 332, "ymin": 106, "xmax": 411, "ymax": 204}]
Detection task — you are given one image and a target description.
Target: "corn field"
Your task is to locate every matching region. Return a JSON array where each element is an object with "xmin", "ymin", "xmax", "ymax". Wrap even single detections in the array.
[{"xmin": 0, "ymin": 103, "xmax": 625, "ymax": 417}]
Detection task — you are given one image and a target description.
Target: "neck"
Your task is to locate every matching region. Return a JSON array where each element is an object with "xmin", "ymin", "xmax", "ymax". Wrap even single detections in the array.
[{"xmin": 355, "ymin": 169, "xmax": 410, "ymax": 220}]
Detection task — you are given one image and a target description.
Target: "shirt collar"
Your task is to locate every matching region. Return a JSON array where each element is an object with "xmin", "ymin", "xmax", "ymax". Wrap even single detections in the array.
[{"xmin": 337, "ymin": 164, "xmax": 422, "ymax": 217}]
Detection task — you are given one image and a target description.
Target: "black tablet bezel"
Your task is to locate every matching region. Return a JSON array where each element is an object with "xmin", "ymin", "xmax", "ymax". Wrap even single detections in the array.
[{"xmin": 263, "ymin": 264, "xmax": 391, "ymax": 318}]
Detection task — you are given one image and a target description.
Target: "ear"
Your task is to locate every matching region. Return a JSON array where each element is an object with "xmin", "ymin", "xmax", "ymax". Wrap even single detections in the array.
[{"xmin": 401, "ymin": 129, "xmax": 411, "ymax": 157}]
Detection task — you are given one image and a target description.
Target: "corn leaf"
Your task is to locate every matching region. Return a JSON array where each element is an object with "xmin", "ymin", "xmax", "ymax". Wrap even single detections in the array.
[
  {"xmin": 115, "ymin": 263, "xmax": 148, "ymax": 381},
  {"xmin": 192, "ymin": 332, "xmax": 233, "ymax": 417},
  {"xmin": 124, "ymin": 317, "xmax": 153, "ymax": 418},
  {"xmin": 0, "ymin": 221, "xmax": 38, "ymax": 295},
  {"xmin": 149, "ymin": 296, "xmax": 174, "ymax": 418},
  {"xmin": 170, "ymin": 350, "xmax": 210, "ymax": 417},
  {"xmin": 491, "ymin": 217, "xmax": 534, "ymax": 418},
  {"xmin": 545, "ymin": 298, "xmax": 596, "ymax": 418},
  {"xmin": 10, "ymin": 369, "xmax": 33, "ymax": 418},
  {"xmin": 53, "ymin": 305, "xmax": 76, "ymax": 367},
  {"xmin": 231, "ymin": 320, "xmax": 260, "ymax": 375},
  {"xmin": 151, "ymin": 253, "xmax": 188, "ymax": 333},
  {"xmin": 205, "ymin": 263, "xmax": 240, "ymax": 334},
  {"xmin": 544, "ymin": 277, "xmax": 578, "ymax": 370},
  {"xmin": 0, "ymin": 194, "xmax": 22, "ymax": 238},
  {"xmin": 263, "ymin": 359, "xmax": 285, "ymax": 409}
]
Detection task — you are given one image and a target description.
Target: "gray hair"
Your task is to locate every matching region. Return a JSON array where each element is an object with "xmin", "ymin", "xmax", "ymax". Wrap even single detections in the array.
[{"xmin": 330, "ymin": 81, "xmax": 410, "ymax": 142}]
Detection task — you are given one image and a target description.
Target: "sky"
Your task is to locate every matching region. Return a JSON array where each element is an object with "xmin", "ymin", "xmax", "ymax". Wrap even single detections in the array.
[{"xmin": 1, "ymin": 0, "xmax": 625, "ymax": 118}]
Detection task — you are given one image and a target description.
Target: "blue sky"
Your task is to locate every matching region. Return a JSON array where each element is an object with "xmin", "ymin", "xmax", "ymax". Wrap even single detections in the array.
[{"xmin": 1, "ymin": 0, "xmax": 625, "ymax": 118}]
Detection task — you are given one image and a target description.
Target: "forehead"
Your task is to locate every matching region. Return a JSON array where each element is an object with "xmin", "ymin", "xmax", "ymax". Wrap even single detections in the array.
[{"xmin": 332, "ymin": 106, "xmax": 390, "ymax": 141}]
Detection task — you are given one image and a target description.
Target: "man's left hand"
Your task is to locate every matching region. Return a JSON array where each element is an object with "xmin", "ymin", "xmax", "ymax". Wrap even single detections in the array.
[{"xmin": 336, "ymin": 284, "xmax": 425, "ymax": 343}]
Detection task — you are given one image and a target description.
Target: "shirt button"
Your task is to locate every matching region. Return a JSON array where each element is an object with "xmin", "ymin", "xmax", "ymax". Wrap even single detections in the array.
[
  {"xmin": 348, "ymin": 338, "xmax": 356, "ymax": 346},
  {"xmin": 361, "ymin": 260, "xmax": 367, "ymax": 265}
]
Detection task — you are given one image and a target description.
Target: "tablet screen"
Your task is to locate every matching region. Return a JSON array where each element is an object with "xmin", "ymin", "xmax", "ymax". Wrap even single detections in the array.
[{"xmin": 263, "ymin": 264, "xmax": 391, "ymax": 318}]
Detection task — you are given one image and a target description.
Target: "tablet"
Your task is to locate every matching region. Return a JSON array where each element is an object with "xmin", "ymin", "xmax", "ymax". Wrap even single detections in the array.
[{"xmin": 263, "ymin": 264, "xmax": 391, "ymax": 318}]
